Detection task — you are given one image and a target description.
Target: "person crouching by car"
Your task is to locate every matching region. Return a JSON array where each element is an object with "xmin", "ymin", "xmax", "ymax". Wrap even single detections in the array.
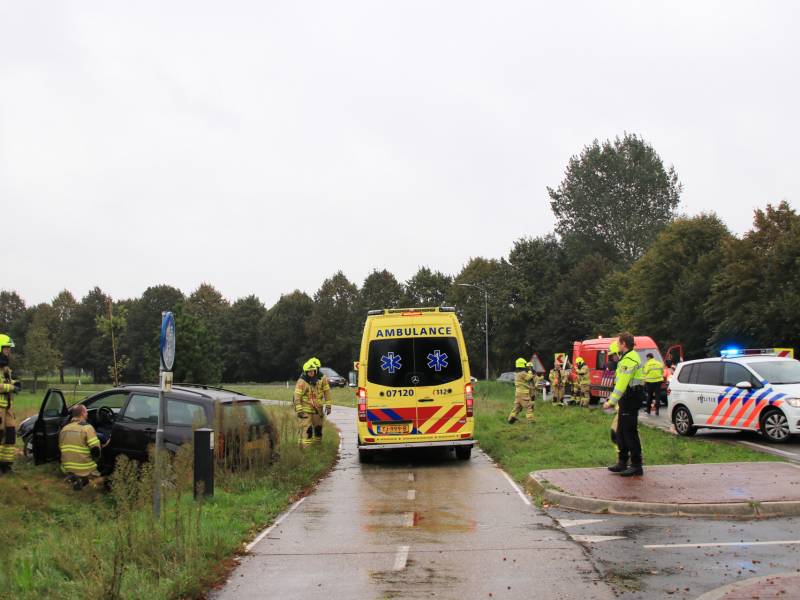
[{"xmin": 59, "ymin": 404, "xmax": 103, "ymax": 490}]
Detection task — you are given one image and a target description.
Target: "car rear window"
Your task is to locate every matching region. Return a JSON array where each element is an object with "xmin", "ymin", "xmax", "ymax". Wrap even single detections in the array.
[
  {"xmin": 693, "ymin": 362, "xmax": 723, "ymax": 386},
  {"xmin": 367, "ymin": 336, "xmax": 463, "ymax": 387},
  {"xmin": 222, "ymin": 402, "xmax": 269, "ymax": 427}
]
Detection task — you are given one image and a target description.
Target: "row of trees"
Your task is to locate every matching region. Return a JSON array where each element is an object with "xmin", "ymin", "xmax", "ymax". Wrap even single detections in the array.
[{"xmin": 2, "ymin": 134, "xmax": 798, "ymax": 385}]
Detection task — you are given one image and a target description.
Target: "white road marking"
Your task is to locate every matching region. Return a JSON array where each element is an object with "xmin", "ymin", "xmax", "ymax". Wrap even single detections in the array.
[
  {"xmin": 407, "ymin": 489, "xmax": 416, "ymax": 500},
  {"xmin": 738, "ymin": 440, "xmax": 799, "ymax": 458},
  {"xmin": 403, "ymin": 512, "xmax": 415, "ymax": 527},
  {"xmin": 245, "ymin": 497, "xmax": 307, "ymax": 552},
  {"xmin": 393, "ymin": 545, "xmax": 410, "ymax": 571},
  {"xmin": 500, "ymin": 470, "xmax": 531, "ymax": 506},
  {"xmin": 645, "ymin": 540, "xmax": 800, "ymax": 550},
  {"xmin": 408, "ymin": 473, "xmax": 415, "ymax": 482},
  {"xmin": 571, "ymin": 534, "xmax": 626, "ymax": 543},
  {"xmin": 558, "ymin": 518, "xmax": 606, "ymax": 528}
]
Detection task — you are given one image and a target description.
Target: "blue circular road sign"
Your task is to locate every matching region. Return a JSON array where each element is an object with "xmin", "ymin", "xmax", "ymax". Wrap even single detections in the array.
[{"xmin": 160, "ymin": 311, "xmax": 176, "ymax": 371}]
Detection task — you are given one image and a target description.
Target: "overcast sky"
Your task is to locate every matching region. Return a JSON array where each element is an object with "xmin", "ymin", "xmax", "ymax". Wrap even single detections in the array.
[{"xmin": 2, "ymin": 1, "xmax": 797, "ymax": 307}]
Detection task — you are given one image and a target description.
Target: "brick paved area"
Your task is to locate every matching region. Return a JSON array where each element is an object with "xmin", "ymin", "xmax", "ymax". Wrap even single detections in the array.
[{"xmin": 536, "ymin": 462, "xmax": 800, "ymax": 504}]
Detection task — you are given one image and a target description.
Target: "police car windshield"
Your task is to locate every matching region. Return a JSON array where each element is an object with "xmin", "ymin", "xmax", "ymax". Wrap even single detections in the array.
[
  {"xmin": 744, "ymin": 360, "xmax": 800, "ymax": 385},
  {"xmin": 368, "ymin": 337, "xmax": 463, "ymax": 387}
]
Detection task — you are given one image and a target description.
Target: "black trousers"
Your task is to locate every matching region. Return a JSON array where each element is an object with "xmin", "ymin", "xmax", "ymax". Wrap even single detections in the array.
[
  {"xmin": 645, "ymin": 382, "xmax": 661, "ymax": 414},
  {"xmin": 618, "ymin": 386, "xmax": 644, "ymax": 465}
]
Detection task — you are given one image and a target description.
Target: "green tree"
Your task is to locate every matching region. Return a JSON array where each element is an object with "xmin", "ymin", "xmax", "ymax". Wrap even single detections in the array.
[
  {"xmin": 260, "ymin": 291, "xmax": 315, "ymax": 380},
  {"xmin": 359, "ymin": 270, "xmax": 405, "ymax": 312},
  {"xmin": 186, "ymin": 283, "xmax": 230, "ymax": 339},
  {"xmin": 707, "ymin": 201, "xmax": 800, "ymax": 352},
  {"xmin": 221, "ymin": 295, "xmax": 267, "ymax": 382},
  {"xmin": 64, "ymin": 287, "xmax": 114, "ymax": 382},
  {"xmin": 21, "ymin": 318, "xmax": 61, "ymax": 392},
  {"xmin": 173, "ymin": 301, "xmax": 223, "ymax": 384},
  {"xmin": 97, "ymin": 303, "xmax": 128, "ymax": 385},
  {"xmin": 125, "ymin": 285, "xmax": 185, "ymax": 382},
  {"xmin": 0, "ymin": 291, "xmax": 26, "ymax": 334},
  {"xmin": 404, "ymin": 267, "xmax": 452, "ymax": 307},
  {"xmin": 50, "ymin": 290, "xmax": 78, "ymax": 382},
  {"xmin": 621, "ymin": 214, "xmax": 732, "ymax": 358},
  {"xmin": 305, "ymin": 272, "xmax": 360, "ymax": 374},
  {"xmin": 548, "ymin": 133, "xmax": 682, "ymax": 263}
]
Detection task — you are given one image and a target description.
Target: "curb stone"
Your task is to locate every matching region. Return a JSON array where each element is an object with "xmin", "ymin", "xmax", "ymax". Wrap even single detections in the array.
[
  {"xmin": 527, "ymin": 471, "xmax": 800, "ymax": 518},
  {"xmin": 694, "ymin": 572, "xmax": 800, "ymax": 600}
]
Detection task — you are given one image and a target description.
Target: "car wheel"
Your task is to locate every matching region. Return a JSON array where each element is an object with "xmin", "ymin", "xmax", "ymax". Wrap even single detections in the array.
[
  {"xmin": 358, "ymin": 448, "xmax": 373, "ymax": 463},
  {"xmin": 455, "ymin": 445, "xmax": 472, "ymax": 460},
  {"xmin": 760, "ymin": 409, "xmax": 791, "ymax": 443},
  {"xmin": 23, "ymin": 435, "xmax": 33, "ymax": 457},
  {"xmin": 672, "ymin": 406, "xmax": 697, "ymax": 437}
]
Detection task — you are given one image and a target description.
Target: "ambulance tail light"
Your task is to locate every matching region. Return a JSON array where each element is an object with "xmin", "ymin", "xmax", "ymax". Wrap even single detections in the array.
[
  {"xmin": 357, "ymin": 387, "xmax": 367, "ymax": 422},
  {"xmin": 465, "ymin": 383, "xmax": 474, "ymax": 417}
]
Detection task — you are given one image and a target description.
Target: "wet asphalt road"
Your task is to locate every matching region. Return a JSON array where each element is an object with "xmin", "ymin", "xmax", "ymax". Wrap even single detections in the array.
[
  {"xmin": 214, "ymin": 406, "xmax": 615, "ymax": 600},
  {"xmin": 547, "ymin": 507, "xmax": 800, "ymax": 599}
]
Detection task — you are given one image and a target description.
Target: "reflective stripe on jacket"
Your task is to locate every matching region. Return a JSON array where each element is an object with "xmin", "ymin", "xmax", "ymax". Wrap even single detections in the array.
[{"xmin": 59, "ymin": 419, "xmax": 101, "ymax": 476}]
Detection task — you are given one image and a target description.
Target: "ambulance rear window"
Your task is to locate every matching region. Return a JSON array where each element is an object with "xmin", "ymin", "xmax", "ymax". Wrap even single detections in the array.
[{"xmin": 367, "ymin": 337, "xmax": 463, "ymax": 387}]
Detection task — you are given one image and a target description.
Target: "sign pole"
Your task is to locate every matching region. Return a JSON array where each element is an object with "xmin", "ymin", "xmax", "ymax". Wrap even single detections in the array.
[{"xmin": 154, "ymin": 311, "xmax": 175, "ymax": 518}]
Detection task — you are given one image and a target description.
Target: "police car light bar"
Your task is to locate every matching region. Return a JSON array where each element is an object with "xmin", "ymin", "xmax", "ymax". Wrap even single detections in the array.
[{"xmin": 719, "ymin": 347, "xmax": 792, "ymax": 358}]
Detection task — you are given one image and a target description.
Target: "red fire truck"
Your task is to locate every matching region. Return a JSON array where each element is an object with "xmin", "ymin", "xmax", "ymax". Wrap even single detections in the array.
[{"xmin": 571, "ymin": 336, "xmax": 684, "ymax": 403}]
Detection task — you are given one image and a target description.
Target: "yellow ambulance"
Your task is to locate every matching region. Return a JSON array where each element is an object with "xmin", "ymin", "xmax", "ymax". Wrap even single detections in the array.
[{"xmin": 355, "ymin": 307, "xmax": 474, "ymax": 462}]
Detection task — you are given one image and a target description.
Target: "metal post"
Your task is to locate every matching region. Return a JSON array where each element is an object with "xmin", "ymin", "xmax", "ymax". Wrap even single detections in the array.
[
  {"xmin": 193, "ymin": 428, "xmax": 214, "ymax": 499},
  {"xmin": 484, "ymin": 288, "xmax": 489, "ymax": 381},
  {"xmin": 154, "ymin": 368, "xmax": 164, "ymax": 517}
]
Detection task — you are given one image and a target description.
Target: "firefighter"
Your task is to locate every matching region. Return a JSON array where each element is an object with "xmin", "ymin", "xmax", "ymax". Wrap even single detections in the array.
[
  {"xmin": 603, "ymin": 332, "xmax": 645, "ymax": 477},
  {"xmin": 574, "ymin": 357, "xmax": 591, "ymax": 408},
  {"xmin": 643, "ymin": 352, "xmax": 664, "ymax": 415},
  {"xmin": 508, "ymin": 358, "xmax": 535, "ymax": 423},
  {"xmin": 526, "ymin": 362, "xmax": 540, "ymax": 404},
  {"xmin": 549, "ymin": 356, "xmax": 567, "ymax": 405},
  {"xmin": 0, "ymin": 334, "xmax": 20, "ymax": 474},
  {"xmin": 294, "ymin": 358, "xmax": 331, "ymax": 445},
  {"xmin": 59, "ymin": 404, "xmax": 103, "ymax": 490}
]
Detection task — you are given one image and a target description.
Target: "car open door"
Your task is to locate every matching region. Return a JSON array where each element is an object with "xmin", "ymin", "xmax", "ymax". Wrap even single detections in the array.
[{"xmin": 32, "ymin": 389, "xmax": 68, "ymax": 465}]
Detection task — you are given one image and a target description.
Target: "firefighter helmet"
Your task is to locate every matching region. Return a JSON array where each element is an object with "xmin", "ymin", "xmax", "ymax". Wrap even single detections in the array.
[
  {"xmin": 303, "ymin": 358, "xmax": 317, "ymax": 372},
  {"xmin": 0, "ymin": 334, "xmax": 14, "ymax": 349},
  {"xmin": 576, "ymin": 357, "xmax": 584, "ymax": 365},
  {"xmin": 515, "ymin": 357, "xmax": 527, "ymax": 368}
]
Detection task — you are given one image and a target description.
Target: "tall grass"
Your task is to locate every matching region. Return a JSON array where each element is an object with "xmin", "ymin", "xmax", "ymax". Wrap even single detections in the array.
[{"xmin": 0, "ymin": 404, "xmax": 338, "ymax": 600}]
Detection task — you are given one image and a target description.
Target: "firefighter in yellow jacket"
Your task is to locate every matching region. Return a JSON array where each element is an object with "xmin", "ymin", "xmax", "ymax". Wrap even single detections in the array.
[
  {"xmin": 0, "ymin": 334, "xmax": 20, "ymax": 474},
  {"xmin": 294, "ymin": 358, "xmax": 331, "ymax": 445},
  {"xmin": 574, "ymin": 357, "xmax": 591, "ymax": 408},
  {"xmin": 549, "ymin": 356, "xmax": 568, "ymax": 405},
  {"xmin": 508, "ymin": 358, "xmax": 535, "ymax": 423},
  {"xmin": 59, "ymin": 404, "xmax": 102, "ymax": 490}
]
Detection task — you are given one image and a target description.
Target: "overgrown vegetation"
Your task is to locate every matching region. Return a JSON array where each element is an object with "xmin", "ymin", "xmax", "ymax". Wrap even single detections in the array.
[
  {"xmin": 473, "ymin": 382, "xmax": 779, "ymax": 482},
  {"xmin": 0, "ymin": 404, "xmax": 338, "ymax": 600}
]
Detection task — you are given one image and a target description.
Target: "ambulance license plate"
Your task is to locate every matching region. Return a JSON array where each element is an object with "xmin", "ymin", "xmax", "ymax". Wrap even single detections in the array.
[{"xmin": 377, "ymin": 423, "xmax": 410, "ymax": 435}]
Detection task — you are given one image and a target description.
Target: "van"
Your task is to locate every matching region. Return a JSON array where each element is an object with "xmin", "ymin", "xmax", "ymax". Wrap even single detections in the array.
[{"xmin": 356, "ymin": 307, "xmax": 474, "ymax": 462}]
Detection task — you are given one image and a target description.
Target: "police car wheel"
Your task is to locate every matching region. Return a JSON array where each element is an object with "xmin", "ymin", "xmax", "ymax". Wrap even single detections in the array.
[
  {"xmin": 672, "ymin": 406, "xmax": 697, "ymax": 437},
  {"xmin": 760, "ymin": 409, "xmax": 791, "ymax": 443}
]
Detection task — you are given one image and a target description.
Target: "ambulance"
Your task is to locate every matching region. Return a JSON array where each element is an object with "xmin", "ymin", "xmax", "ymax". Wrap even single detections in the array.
[{"xmin": 355, "ymin": 307, "xmax": 474, "ymax": 462}]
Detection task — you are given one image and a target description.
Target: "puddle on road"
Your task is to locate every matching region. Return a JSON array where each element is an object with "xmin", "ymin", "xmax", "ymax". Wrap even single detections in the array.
[{"xmin": 364, "ymin": 503, "xmax": 477, "ymax": 534}]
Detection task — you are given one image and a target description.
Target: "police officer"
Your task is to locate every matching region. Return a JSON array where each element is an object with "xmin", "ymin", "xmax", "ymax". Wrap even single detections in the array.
[
  {"xmin": 0, "ymin": 334, "xmax": 21, "ymax": 474},
  {"xmin": 508, "ymin": 358, "xmax": 535, "ymax": 423},
  {"xmin": 643, "ymin": 352, "xmax": 664, "ymax": 415},
  {"xmin": 574, "ymin": 357, "xmax": 591, "ymax": 408},
  {"xmin": 59, "ymin": 404, "xmax": 103, "ymax": 490},
  {"xmin": 294, "ymin": 358, "xmax": 332, "ymax": 445},
  {"xmin": 603, "ymin": 332, "xmax": 645, "ymax": 477}
]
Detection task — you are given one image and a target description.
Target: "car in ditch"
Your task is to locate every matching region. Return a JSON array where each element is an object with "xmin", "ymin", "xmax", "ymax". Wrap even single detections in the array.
[{"xmin": 18, "ymin": 384, "xmax": 276, "ymax": 472}]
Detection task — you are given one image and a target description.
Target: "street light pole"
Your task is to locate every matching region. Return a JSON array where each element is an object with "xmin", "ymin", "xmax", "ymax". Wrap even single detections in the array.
[{"xmin": 457, "ymin": 283, "xmax": 489, "ymax": 381}]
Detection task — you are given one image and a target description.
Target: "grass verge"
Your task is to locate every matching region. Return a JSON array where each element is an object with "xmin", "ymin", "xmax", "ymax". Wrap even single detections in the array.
[
  {"xmin": 230, "ymin": 383, "xmax": 356, "ymax": 407},
  {"xmin": 474, "ymin": 381, "xmax": 779, "ymax": 482},
  {"xmin": 0, "ymin": 404, "xmax": 338, "ymax": 600}
]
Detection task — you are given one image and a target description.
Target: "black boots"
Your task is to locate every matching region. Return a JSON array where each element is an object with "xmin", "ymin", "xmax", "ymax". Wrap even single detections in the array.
[
  {"xmin": 619, "ymin": 464, "xmax": 644, "ymax": 477},
  {"xmin": 607, "ymin": 462, "xmax": 627, "ymax": 473}
]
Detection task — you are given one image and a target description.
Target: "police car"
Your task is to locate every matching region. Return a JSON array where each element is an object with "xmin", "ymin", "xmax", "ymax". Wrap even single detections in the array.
[{"xmin": 668, "ymin": 349, "xmax": 800, "ymax": 443}]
